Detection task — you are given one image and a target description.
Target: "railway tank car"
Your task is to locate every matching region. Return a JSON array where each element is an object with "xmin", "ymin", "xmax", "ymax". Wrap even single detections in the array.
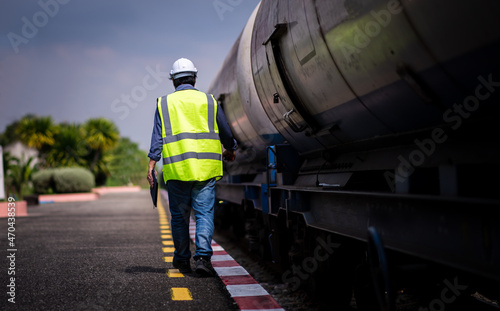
[{"xmin": 208, "ymin": 0, "xmax": 500, "ymax": 309}]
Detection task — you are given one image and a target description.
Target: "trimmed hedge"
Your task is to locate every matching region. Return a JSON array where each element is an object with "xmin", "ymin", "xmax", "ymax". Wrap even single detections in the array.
[
  {"xmin": 53, "ymin": 167, "xmax": 95, "ymax": 193},
  {"xmin": 32, "ymin": 167, "xmax": 95, "ymax": 194},
  {"xmin": 32, "ymin": 169, "xmax": 56, "ymax": 194}
]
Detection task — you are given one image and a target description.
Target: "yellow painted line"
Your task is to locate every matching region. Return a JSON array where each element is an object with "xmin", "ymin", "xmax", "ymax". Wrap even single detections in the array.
[
  {"xmin": 161, "ymin": 235, "xmax": 173, "ymax": 239},
  {"xmin": 160, "ymin": 230, "xmax": 171, "ymax": 234},
  {"xmin": 159, "ymin": 225, "xmax": 170, "ymax": 229},
  {"xmin": 171, "ymin": 288, "xmax": 192, "ymax": 301},
  {"xmin": 164, "ymin": 256, "xmax": 173, "ymax": 262},
  {"xmin": 162, "ymin": 240, "xmax": 174, "ymax": 246},
  {"xmin": 167, "ymin": 269, "xmax": 184, "ymax": 277},
  {"xmin": 157, "ymin": 192, "xmax": 166, "ymax": 210},
  {"xmin": 163, "ymin": 247, "xmax": 176, "ymax": 253}
]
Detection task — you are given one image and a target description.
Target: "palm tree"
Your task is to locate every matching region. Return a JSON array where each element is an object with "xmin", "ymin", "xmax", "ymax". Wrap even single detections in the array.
[
  {"xmin": 16, "ymin": 115, "xmax": 56, "ymax": 150},
  {"xmin": 83, "ymin": 118, "xmax": 120, "ymax": 184},
  {"xmin": 15, "ymin": 115, "xmax": 56, "ymax": 166},
  {"xmin": 5, "ymin": 153, "xmax": 36, "ymax": 200},
  {"xmin": 45, "ymin": 123, "xmax": 86, "ymax": 167}
]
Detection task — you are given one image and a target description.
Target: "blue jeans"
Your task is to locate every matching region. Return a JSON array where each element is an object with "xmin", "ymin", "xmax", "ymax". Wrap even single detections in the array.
[{"xmin": 166, "ymin": 178, "xmax": 216, "ymax": 262}]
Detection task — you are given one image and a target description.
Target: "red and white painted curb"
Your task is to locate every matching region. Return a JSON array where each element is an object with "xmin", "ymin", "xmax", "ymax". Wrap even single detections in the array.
[
  {"xmin": 189, "ymin": 218, "xmax": 284, "ymax": 311},
  {"xmin": 160, "ymin": 189, "xmax": 283, "ymax": 310}
]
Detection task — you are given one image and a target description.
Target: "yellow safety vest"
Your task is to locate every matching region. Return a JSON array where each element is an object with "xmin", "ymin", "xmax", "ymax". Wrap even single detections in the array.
[{"xmin": 157, "ymin": 89, "xmax": 223, "ymax": 182}]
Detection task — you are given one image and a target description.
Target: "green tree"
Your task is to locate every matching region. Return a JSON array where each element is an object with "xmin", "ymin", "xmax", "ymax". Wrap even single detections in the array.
[
  {"xmin": 15, "ymin": 115, "xmax": 56, "ymax": 165},
  {"xmin": 45, "ymin": 123, "xmax": 87, "ymax": 167},
  {"xmin": 16, "ymin": 115, "xmax": 56, "ymax": 150},
  {"xmin": 1, "ymin": 116, "xmax": 149, "ymax": 188},
  {"xmin": 83, "ymin": 118, "xmax": 120, "ymax": 185},
  {"xmin": 0, "ymin": 116, "xmax": 26, "ymax": 147},
  {"xmin": 4, "ymin": 153, "xmax": 37, "ymax": 200},
  {"xmin": 106, "ymin": 137, "xmax": 149, "ymax": 188}
]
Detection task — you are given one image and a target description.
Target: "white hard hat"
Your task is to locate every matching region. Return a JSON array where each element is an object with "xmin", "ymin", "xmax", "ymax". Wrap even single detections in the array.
[{"xmin": 169, "ymin": 58, "xmax": 197, "ymax": 80}]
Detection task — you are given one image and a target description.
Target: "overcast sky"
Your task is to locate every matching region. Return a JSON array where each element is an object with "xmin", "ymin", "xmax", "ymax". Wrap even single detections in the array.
[{"xmin": 0, "ymin": 0, "xmax": 260, "ymax": 151}]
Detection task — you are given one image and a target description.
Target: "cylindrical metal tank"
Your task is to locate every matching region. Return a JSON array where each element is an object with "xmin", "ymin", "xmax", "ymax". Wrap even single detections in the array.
[
  {"xmin": 208, "ymin": 3, "xmax": 283, "ymax": 174},
  {"xmin": 212, "ymin": 0, "xmax": 500, "ymax": 159}
]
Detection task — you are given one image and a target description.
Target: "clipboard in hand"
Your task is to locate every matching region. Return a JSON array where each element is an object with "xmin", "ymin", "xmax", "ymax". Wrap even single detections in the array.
[{"xmin": 150, "ymin": 169, "xmax": 158, "ymax": 208}]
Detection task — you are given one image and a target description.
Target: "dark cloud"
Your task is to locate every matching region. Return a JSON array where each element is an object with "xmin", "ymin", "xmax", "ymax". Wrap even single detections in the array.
[{"xmin": 0, "ymin": 0, "xmax": 260, "ymax": 150}]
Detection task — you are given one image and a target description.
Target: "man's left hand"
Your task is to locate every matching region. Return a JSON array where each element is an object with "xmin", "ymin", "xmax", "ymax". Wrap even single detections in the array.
[{"xmin": 223, "ymin": 150, "xmax": 236, "ymax": 162}]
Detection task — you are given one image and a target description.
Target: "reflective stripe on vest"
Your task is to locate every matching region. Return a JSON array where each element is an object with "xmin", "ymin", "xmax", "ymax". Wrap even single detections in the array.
[
  {"xmin": 163, "ymin": 152, "xmax": 221, "ymax": 165},
  {"xmin": 158, "ymin": 91, "xmax": 222, "ymax": 181}
]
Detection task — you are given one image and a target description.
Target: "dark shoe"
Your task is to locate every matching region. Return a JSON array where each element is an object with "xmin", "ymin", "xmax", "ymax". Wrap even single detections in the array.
[
  {"xmin": 195, "ymin": 256, "xmax": 216, "ymax": 277},
  {"xmin": 173, "ymin": 259, "xmax": 192, "ymax": 273}
]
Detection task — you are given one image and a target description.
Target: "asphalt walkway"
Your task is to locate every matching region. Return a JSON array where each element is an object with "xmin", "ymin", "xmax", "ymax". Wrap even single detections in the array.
[{"xmin": 1, "ymin": 190, "xmax": 236, "ymax": 310}]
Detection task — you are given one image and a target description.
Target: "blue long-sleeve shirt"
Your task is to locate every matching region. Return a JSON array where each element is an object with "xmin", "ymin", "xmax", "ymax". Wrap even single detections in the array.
[{"xmin": 148, "ymin": 84, "xmax": 237, "ymax": 162}]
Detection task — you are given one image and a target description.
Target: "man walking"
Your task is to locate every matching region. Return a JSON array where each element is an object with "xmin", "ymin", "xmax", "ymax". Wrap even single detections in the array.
[{"xmin": 147, "ymin": 58, "xmax": 237, "ymax": 276}]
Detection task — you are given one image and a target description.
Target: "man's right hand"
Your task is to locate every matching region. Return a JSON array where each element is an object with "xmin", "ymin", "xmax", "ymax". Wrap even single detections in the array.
[
  {"xmin": 147, "ymin": 169, "xmax": 156, "ymax": 188},
  {"xmin": 147, "ymin": 159, "xmax": 157, "ymax": 187}
]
